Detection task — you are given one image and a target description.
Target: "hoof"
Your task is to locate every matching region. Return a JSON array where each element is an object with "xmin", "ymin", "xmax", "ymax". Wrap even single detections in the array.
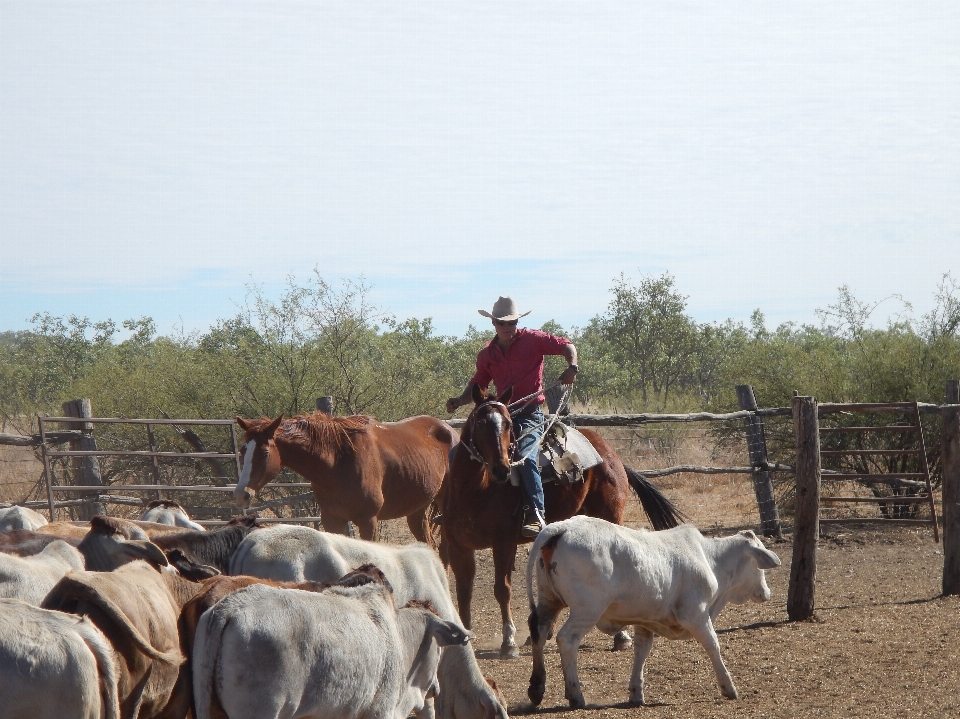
[
  {"xmin": 528, "ymin": 678, "xmax": 545, "ymax": 706},
  {"xmin": 566, "ymin": 694, "xmax": 586, "ymax": 710},
  {"xmin": 499, "ymin": 643, "xmax": 519, "ymax": 660},
  {"xmin": 722, "ymin": 685, "xmax": 740, "ymax": 700},
  {"xmin": 612, "ymin": 634, "xmax": 634, "ymax": 652}
]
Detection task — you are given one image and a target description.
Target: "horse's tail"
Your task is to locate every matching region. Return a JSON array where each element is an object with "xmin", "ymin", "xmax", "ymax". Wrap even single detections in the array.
[{"xmin": 625, "ymin": 466, "xmax": 686, "ymax": 530}]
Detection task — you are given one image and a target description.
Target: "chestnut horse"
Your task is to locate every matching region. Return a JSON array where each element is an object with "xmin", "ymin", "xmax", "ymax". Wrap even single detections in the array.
[
  {"xmin": 441, "ymin": 386, "xmax": 684, "ymax": 658},
  {"xmin": 235, "ymin": 413, "xmax": 457, "ymax": 544}
]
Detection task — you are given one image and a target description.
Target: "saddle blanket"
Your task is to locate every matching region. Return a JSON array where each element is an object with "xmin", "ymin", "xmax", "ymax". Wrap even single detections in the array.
[{"xmin": 510, "ymin": 423, "xmax": 603, "ymax": 487}]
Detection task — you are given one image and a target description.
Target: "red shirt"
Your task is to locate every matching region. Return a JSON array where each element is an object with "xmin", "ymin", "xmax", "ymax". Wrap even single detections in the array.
[{"xmin": 470, "ymin": 328, "xmax": 571, "ymax": 407}]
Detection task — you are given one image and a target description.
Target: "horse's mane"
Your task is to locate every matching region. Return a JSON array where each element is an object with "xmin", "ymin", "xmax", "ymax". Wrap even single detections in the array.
[{"xmin": 276, "ymin": 412, "xmax": 372, "ymax": 456}]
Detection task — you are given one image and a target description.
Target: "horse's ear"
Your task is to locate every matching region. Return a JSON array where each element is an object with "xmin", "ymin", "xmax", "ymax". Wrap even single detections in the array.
[
  {"xmin": 265, "ymin": 415, "xmax": 284, "ymax": 436},
  {"xmin": 471, "ymin": 383, "xmax": 485, "ymax": 405},
  {"xmin": 236, "ymin": 417, "xmax": 250, "ymax": 431},
  {"xmin": 498, "ymin": 386, "xmax": 513, "ymax": 405}
]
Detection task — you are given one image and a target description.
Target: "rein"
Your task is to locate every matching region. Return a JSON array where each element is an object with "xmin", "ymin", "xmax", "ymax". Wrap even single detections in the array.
[{"xmin": 460, "ymin": 385, "xmax": 574, "ymax": 469}]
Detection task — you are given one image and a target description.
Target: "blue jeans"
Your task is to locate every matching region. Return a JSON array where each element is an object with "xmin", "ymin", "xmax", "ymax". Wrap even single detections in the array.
[{"xmin": 512, "ymin": 407, "xmax": 545, "ymax": 522}]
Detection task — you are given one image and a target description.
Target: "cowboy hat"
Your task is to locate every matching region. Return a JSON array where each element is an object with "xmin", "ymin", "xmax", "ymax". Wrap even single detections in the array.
[{"xmin": 478, "ymin": 296, "xmax": 531, "ymax": 321}]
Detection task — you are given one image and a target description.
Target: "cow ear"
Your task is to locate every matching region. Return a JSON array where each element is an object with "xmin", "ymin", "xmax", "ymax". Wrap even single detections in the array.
[
  {"xmin": 236, "ymin": 417, "xmax": 250, "ymax": 431},
  {"xmin": 498, "ymin": 386, "xmax": 513, "ymax": 405},
  {"xmin": 427, "ymin": 616, "xmax": 473, "ymax": 647},
  {"xmin": 748, "ymin": 543, "xmax": 781, "ymax": 570},
  {"xmin": 124, "ymin": 540, "xmax": 170, "ymax": 570},
  {"xmin": 266, "ymin": 415, "xmax": 284, "ymax": 436}
]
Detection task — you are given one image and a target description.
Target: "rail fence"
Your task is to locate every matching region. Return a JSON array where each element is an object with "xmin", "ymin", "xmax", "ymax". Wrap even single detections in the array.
[
  {"xmin": 4, "ymin": 383, "xmax": 960, "ymax": 619},
  {"xmin": 0, "ymin": 388, "xmax": 953, "ymax": 534}
]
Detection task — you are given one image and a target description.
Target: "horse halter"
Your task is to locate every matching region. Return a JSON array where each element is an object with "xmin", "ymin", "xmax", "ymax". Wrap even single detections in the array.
[{"xmin": 461, "ymin": 401, "xmax": 514, "ymax": 468}]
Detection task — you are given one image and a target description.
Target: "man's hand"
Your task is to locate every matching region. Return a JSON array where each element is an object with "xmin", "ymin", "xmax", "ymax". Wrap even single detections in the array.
[
  {"xmin": 558, "ymin": 365, "xmax": 579, "ymax": 386},
  {"xmin": 445, "ymin": 397, "xmax": 460, "ymax": 414}
]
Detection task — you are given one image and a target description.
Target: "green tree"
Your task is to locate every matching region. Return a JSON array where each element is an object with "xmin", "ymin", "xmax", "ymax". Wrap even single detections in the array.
[{"xmin": 586, "ymin": 273, "xmax": 700, "ymax": 410}]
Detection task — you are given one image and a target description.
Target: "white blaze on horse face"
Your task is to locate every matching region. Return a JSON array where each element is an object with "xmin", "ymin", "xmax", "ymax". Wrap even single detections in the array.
[
  {"xmin": 234, "ymin": 440, "xmax": 257, "ymax": 504},
  {"xmin": 488, "ymin": 412, "xmax": 504, "ymax": 448}
]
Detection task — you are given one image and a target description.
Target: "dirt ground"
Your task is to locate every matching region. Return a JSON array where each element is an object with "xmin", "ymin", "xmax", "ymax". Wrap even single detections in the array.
[
  {"xmin": 461, "ymin": 523, "xmax": 958, "ymax": 719},
  {"xmin": 4, "ymin": 422, "xmax": 958, "ymax": 717}
]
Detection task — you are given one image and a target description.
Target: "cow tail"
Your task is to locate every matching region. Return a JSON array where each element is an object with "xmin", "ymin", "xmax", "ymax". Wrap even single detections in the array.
[
  {"xmin": 75, "ymin": 616, "xmax": 121, "ymax": 719},
  {"xmin": 625, "ymin": 466, "xmax": 686, "ymax": 530},
  {"xmin": 526, "ymin": 526, "xmax": 564, "ymax": 645},
  {"xmin": 192, "ymin": 605, "xmax": 228, "ymax": 719},
  {"xmin": 43, "ymin": 578, "xmax": 183, "ymax": 666}
]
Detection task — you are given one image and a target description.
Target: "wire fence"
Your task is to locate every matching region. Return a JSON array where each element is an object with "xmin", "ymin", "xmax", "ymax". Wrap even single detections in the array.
[
  {"xmin": 3, "ymin": 404, "xmax": 946, "ymax": 535},
  {"xmin": 586, "ymin": 419, "xmax": 793, "ymax": 533}
]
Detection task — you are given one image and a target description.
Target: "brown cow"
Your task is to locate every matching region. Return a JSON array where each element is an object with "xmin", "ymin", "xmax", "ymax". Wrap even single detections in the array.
[
  {"xmin": 42, "ymin": 517, "xmax": 205, "ymax": 719},
  {"xmin": 37, "ymin": 518, "xmax": 192, "ymax": 540},
  {"xmin": 0, "ymin": 528, "xmax": 82, "ymax": 557}
]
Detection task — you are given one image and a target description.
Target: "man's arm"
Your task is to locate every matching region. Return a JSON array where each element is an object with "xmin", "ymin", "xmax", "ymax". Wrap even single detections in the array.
[
  {"xmin": 558, "ymin": 343, "xmax": 579, "ymax": 385},
  {"xmin": 446, "ymin": 383, "xmax": 474, "ymax": 414}
]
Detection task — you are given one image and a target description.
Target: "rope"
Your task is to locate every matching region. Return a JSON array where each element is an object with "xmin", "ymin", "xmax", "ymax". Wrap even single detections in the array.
[
  {"xmin": 506, "ymin": 380, "xmax": 563, "ymax": 411},
  {"xmin": 509, "ymin": 383, "xmax": 574, "ymax": 467}
]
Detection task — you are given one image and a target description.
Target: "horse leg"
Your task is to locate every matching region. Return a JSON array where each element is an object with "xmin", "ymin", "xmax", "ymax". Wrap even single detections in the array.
[
  {"xmin": 320, "ymin": 513, "xmax": 350, "ymax": 535},
  {"xmin": 405, "ymin": 506, "xmax": 431, "ymax": 545},
  {"xmin": 492, "ymin": 542, "xmax": 519, "ymax": 659},
  {"xmin": 445, "ymin": 539, "xmax": 476, "ymax": 629},
  {"xmin": 354, "ymin": 516, "xmax": 378, "ymax": 541}
]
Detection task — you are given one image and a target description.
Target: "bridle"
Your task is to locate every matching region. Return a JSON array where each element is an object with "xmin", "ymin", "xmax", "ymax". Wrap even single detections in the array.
[
  {"xmin": 458, "ymin": 383, "xmax": 573, "ymax": 470},
  {"xmin": 461, "ymin": 401, "xmax": 514, "ymax": 469}
]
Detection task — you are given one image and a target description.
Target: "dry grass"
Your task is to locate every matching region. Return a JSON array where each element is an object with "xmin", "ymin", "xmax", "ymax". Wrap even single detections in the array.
[{"xmin": 0, "ymin": 444, "xmax": 42, "ymax": 505}]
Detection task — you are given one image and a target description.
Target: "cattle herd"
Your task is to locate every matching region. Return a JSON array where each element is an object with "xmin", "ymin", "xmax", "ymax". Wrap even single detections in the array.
[{"xmin": 0, "ymin": 499, "xmax": 781, "ymax": 718}]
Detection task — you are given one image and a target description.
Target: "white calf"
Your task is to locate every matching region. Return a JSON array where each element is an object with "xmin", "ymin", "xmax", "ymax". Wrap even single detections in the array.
[
  {"xmin": 526, "ymin": 516, "xmax": 781, "ymax": 708},
  {"xmin": 0, "ymin": 598, "xmax": 119, "ymax": 719},
  {"xmin": 139, "ymin": 500, "xmax": 206, "ymax": 531},
  {"xmin": 0, "ymin": 539, "xmax": 85, "ymax": 605},
  {"xmin": 230, "ymin": 524, "xmax": 510, "ymax": 719},
  {"xmin": 0, "ymin": 504, "xmax": 48, "ymax": 531},
  {"xmin": 193, "ymin": 580, "xmax": 470, "ymax": 719}
]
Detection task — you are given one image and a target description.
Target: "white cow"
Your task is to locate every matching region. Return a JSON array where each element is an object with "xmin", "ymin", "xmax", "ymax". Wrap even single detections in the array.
[
  {"xmin": 229, "ymin": 524, "xmax": 510, "ymax": 719},
  {"xmin": 193, "ymin": 579, "xmax": 470, "ymax": 719},
  {"xmin": 0, "ymin": 504, "xmax": 48, "ymax": 531},
  {"xmin": 0, "ymin": 598, "xmax": 120, "ymax": 719},
  {"xmin": 526, "ymin": 516, "xmax": 781, "ymax": 708},
  {"xmin": 139, "ymin": 500, "xmax": 206, "ymax": 531},
  {"xmin": 0, "ymin": 539, "xmax": 85, "ymax": 605}
]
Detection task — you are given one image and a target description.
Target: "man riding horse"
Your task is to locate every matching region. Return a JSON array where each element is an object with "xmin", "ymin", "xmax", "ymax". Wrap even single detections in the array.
[{"xmin": 445, "ymin": 296, "xmax": 578, "ymax": 538}]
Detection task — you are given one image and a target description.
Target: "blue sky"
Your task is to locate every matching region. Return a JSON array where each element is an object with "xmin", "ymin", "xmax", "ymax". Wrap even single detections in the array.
[{"xmin": 1, "ymin": 2, "xmax": 958, "ymax": 339}]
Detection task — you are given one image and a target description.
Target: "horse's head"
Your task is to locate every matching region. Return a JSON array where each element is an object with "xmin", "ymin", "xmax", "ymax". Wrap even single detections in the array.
[
  {"xmin": 464, "ymin": 385, "xmax": 514, "ymax": 484},
  {"xmin": 234, "ymin": 415, "xmax": 284, "ymax": 508}
]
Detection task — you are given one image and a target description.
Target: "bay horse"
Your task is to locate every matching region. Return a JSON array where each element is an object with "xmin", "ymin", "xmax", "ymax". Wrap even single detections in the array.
[
  {"xmin": 235, "ymin": 413, "xmax": 457, "ymax": 544},
  {"xmin": 441, "ymin": 386, "xmax": 684, "ymax": 658}
]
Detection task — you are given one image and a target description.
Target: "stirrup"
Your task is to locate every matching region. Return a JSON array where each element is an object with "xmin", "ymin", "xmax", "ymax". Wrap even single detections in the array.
[
  {"xmin": 520, "ymin": 508, "xmax": 546, "ymax": 538},
  {"xmin": 520, "ymin": 520, "xmax": 545, "ymax": 538}
]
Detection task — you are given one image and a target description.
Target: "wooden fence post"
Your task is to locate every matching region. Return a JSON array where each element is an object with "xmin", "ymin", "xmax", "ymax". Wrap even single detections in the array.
[
  {"xmin": 316, "ymin": 397, "xmax": 334, "ymax": 415},
  {"xmin": 736, "ymin": 384, "xmax": 783, "ymax": 538},
  {"xmin": 788, "ymin": 395, "xmax": 820, "ymax": 621},
  {"xmin": 942, "ymin": 380, "xmax": 960, "ymax": 595},
  {"xmin": 61, "ymin": 399, "xmax": 105, "ymax": 520}
]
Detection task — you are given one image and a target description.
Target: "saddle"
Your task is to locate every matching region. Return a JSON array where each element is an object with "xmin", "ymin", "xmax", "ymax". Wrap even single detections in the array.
[{"xmin": 509, "ymin": 423, "xmax": 603, "ymax": 487}]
